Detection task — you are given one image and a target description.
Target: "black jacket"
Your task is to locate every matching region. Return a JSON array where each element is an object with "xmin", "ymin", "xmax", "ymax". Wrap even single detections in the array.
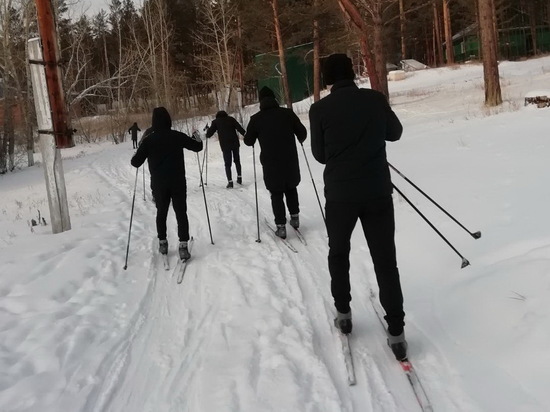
[
  {"xmin": 128, "ymin": 123, "xmax": 141, "ymax": 140},
  {"xmin": 244, "ymin": 97, "xmax": 307, "ymax": 192},
  {"xmin": 309, "ymin": 80, "xmax": 402, "ymax": 202},
  {"xmin": 205, "ymin": 111, "xmax": 246, "ymax": 151},
  {"xmin": 131, "ymin": 108, "xmax": 203, "ymax": 189}
]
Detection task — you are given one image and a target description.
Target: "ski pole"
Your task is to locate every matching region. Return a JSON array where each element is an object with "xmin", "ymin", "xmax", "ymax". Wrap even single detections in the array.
[
  {"xmin": 142, "ymin": 165, "xmax": 146, "ymax": 201},
  {"xmin": 124, "ymin": 168, "xmax": 139, "ymax": 270},
  {"xmin": 393, "ymin": 184, "xmax": 470, "ymax": 269},
  {"xmin": 388, "ymin": 163, "xmax": 481, "ymax": 239},
  {"xmin": 199, "ymin": 146, "xmax": 207, "ymax": 187},
  {"xmin": 253, "ymin": 145, "xmax": 261, "ymax": 243},
  {"xmin": 300, "ymin": 143, "xmax": 326, "ymax": 227},
  {"xmin": 205, "ymin": 133, "xmax": 208, "ymax": 185},
  {"xmin": 196, "ymin": 152, "xmax": 214, "ymax": 244}
]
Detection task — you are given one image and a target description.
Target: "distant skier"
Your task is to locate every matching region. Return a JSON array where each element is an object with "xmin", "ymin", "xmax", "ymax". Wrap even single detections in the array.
[
  {"xmin": 131, "ymin": 107, "xmax": 203, "ymax": 260},
  {"xmin": 128, "ymin": 122, "xmax": 141, "ymax": 149},
  {"xmin": 205, "ymin": 111, "xmax": 246, "ymax": 188},
  {"xmin": 244, "ymin": 86, "xmax": 307, "ymax": 239},
  {"xmin": 309, "ymin": 53, "xmax": 407, "ymax": 360}
]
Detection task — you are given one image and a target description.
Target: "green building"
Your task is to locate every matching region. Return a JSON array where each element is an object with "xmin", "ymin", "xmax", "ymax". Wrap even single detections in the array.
[
  {"xmin": 254, "ymin": 43, "xmax": 314, "ymax": 104},
  {"xmin": 450, "ymin": 24, "xmax": 550, "ymax": 62}
]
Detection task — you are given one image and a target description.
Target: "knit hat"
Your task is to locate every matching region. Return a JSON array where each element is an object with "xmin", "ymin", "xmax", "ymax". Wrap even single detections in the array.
[
  {"xmin": 259, "ymin": 86, "xmax": 276, "ymax": 100},
  {"xmin": 323, "ymin": 53, "xmax": 355, "ymax": 85}
]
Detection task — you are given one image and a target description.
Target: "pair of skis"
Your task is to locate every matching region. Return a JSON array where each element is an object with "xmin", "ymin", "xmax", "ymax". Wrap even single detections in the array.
[
  {"xmin": 160, "ymin": 237, "xmax": 194, "ymax": 284},
  {"xmin": 335, "ymin": 293, "xmax": 433, "ymax": 411},
  {"xmin": 264, "ymin": 218, "xmax": 307, "ymax": 253}
]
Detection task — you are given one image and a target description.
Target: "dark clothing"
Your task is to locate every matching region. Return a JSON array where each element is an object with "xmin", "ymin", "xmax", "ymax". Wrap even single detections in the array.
[
  {"xmin": 271, "ymin": 188, "xmax": 299, "ymax": 225},
  {"xmin": 129, "ymin": 123, "xmax": 141, "ymax": 148},
  {"xmin": 309, "ymin": 80, "xmax": 402, "ymax": 202},
  {"xmin": 244, "ymin": 96, "xmax": 307, "ymax": 192},
  {"xmin": 222, "ymin": 148, "xmax": 241, "ymax": 182},
  {"xmin": 153, "ymin": 185, "xmax": 189, "ymax": 241},
  {"xmin": 206, "ymin": 111, "xmax": 246, "ymax": 152},
  {"xmin": 131, "ymin": 109, "xmax": 203, "ymax": 241},
  {"xmin": 310, "ymin": 79, "xmax": 405, "ymax": 334},
  {"xmin": 326, "ymin": 197, "xmax": 404, "ymax": 335}
]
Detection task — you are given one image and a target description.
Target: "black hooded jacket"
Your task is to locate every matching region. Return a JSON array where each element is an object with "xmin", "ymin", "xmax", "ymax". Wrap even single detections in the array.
[
  {"xmin": 244, "ymin": 97, "xmax": 307, "ymax": 192},
  {"xmin": 309, "ymin": 80, "xmax": 403, "ymax": 202},
  {"xmin": 131, "ymin": 107, "xmax": 203, "ymax": 188},
  {"xmin": 205, "ymin": 111, "xmax": 246, "ymax": 151}
]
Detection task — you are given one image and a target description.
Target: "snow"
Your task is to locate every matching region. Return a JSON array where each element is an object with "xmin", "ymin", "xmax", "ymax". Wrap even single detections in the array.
[{"xmin": 1, "ymin": 56, "xmax": 550, "ymax": 412}]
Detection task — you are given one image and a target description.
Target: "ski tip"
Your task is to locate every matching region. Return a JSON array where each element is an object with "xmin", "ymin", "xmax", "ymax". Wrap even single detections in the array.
[
  {"xmin": 472, "ymin": 231, "xmax": 482, "ymax": 239},
  {"xmin": 461, "ymin": 258, "xmax": 471, "ymax": 269}
]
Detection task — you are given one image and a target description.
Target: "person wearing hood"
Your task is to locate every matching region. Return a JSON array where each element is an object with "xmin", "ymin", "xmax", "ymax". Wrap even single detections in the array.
[
  {"xmin": 128, "ymin": 122, "xmax": 141, "ymax": 148},
  {"xmin": 309, "ymin": 53, "xmax": 407, "ymax": 361},
  {"xmin": 244, "ymin": 86, "xmax": 307, "ymax": 239},
  {"xmin": 131, "ymin": 107, "xmax": 203, "ymax": 261},
  {"xmin": 205, "ymin": 110, "xmax": 246, "ymax": 188}
]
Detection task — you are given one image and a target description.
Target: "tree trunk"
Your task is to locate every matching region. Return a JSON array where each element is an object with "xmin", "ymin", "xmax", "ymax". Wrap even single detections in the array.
[
  {"xmin": 399, "ymin": 0, "xmax": 407, "ymax": 59},
  {"xmin": 527, "ymin": 0, "xmax": 538, "ymax": 54},
  {"xmin": 372, "ymin": 14, "xmax": 389, "ymax": 98},
  {"xmin": 271, "ymin": 0, "xmax": 293, "ymax": 109},
  {"xmin": 237, "ymin": 16, "xmax": 245, "ymax": 107},
  {"xmin": 313, "ymin": 0, "xmax": 321, "ymax": 101},
  {"xmin": 433, "ymin": 0, "xmax": 444, "ymax": 66},
  {"xmin": 478, "ymin": 0, "xmax": 502, "ymax": 106},
  {"xmin": 443, "ymin": 0, "xmax": 454, "ymax": 64},
  {"xmin": 337, "ymin": 0, "xmax": 383, "ymax": 94}
]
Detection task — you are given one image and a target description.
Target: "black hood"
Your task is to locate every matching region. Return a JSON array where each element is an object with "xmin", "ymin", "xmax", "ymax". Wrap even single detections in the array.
[
  {"xmin": 259, "ymin": 96, "xmax": 279, "ymax": 111},
  {"xmin": 215, "ymin": 110, "xmax": 228, "ymax": 118},
  {"xmin": 152, "ymin": 107, "xmax": 172, "ymax": 130}
]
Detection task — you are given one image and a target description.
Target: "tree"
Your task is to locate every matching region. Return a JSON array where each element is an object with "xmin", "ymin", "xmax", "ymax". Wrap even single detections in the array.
[{"xmin": 478, "ymin": 0, "xmax": 502, "ymax": 105}]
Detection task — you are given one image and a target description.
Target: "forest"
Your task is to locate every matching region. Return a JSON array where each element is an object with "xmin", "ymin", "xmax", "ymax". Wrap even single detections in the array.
[{"xmin": 0, "ymin": 0, "xmax": 549, "ymax": 172}]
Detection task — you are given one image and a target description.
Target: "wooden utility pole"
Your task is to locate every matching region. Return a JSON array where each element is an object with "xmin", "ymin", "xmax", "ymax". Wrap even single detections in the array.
[{"xmin": 29, "ymin": 0, "xmax": 73, "ymax": 234}]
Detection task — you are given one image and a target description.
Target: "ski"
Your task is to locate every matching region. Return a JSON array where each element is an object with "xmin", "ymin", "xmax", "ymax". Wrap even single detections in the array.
[
  {"xmin": 335, "ymin": 328, "xmax": 356, "ymax": 385},
  {"xmin": 291, "ymin": 227, "xmax": 307, "ymax": 245},
  {"xmin": 173, "ymin": 237, "xmax": 194, "ymax": 284},
  {"xmin": 162, "ymin": 254, "xmax": 170, "ymax": 271},
  {"xmin": 369, "ymin": 290, "xmax": 433, "ymax": 412},
  {"xmin": 264, "ymin": 218, "xmax": 298, "ymax": 253}
]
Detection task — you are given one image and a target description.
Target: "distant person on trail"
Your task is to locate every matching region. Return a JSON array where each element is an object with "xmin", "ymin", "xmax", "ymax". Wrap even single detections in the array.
[
  {"xmin": 244, "ymin": 86, "xmax": 307, "ymax": 239},
  {"xmin": 131, "ymin": 107, "xmax": 203, "ymax": 261},
  {"xmin": 205, "ymin": 110, "xmax": 246, "ymax": 188},
  {"xmin": 128, "ymin": 122, "xmax": 141, "ymax": 149},
  {"xmin": 309, "ymin": 53, "xmax": 407, "ymax": 361}
]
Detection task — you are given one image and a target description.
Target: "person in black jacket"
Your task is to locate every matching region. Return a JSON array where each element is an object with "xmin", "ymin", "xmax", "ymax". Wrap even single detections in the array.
[
  {"xmin": 309, "ymin": 54, "xmax": 407, "ymax": 360},
  {"xmin": 244, "ymin": 87, "xmax": 307, "ymax": 239},
  {"xmin": 205, "ymin": 111, "xmax": 246, "ymax": 188},
  {"xmin": 128, "ymin": 122, "xmax": 141, "ymax": 148},
  {"xmin": 131, "ymin": 107, "xmax": 203, "ymax": 260}
]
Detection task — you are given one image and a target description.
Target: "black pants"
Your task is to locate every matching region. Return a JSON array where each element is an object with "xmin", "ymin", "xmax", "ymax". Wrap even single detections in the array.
[
  {"xmin": 132, "ymin": 139, "xmax": 138, "ymax": 149},
  {"xmin": 222, "ymin": 148, "xmax": 241, "ymax": 181},
  {"xmin": 152, "ymin": 185, "xmax": 189, "ymax": 242},
  {"xmin": 325, "ymin": 195, "xmax": 405, "ymax": 335},
  {"xmin": 270, "ymin": 187, "xmax": 299, "ymax": 225}
]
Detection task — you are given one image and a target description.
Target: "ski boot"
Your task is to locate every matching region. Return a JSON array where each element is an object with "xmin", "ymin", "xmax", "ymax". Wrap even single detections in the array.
[
  {"xmin": 334, "ymin": 310, "xmax": 352, "ymax": 334},
  {"xmin": 387, "ymin": 330, "xmax": 408, "ymax": 361},
  {"xmin": 226, "ymin": 180, "xmax": 233, "ymax": 189},
  {"xmin": 237, "ymin": 176, "xmax": 242, "ymax": 185},
  {"xmin": 275, "ymin": 224, "xmax": 287, "ymax": 239},
  {"xmin": 159, "ymin": 239, "xmax": 168, "ymax": 255},
  {"xmin": 289, "ymin": 214, "xmax": 300, "ymax": 229},
  {"xmin": 179, "ymin": 241, "xmax": 191, "ymax": 261}
]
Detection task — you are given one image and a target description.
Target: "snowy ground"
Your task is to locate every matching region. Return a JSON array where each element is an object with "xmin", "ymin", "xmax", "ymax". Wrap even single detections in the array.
[{"xmin": 1, "ymin": 57, "xmax": 550, "ymax": 412}]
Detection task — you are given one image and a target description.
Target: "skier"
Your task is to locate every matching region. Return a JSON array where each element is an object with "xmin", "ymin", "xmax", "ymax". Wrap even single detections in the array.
[
  {"xmin": 244, "ymin": 86, "xmax": 307, "ymax": 239},
  {"xmin": 131, "ymin": 107, "xmax": 203, "ymax": 260},
  {"xmin": 128, "ymin": 122, "xmax": 141, "ymax": 149},
  {"xmin": 205, "ymin": 111, "xmax": 246, "ymax": 188},
  {"xmin": 309, "ymin": 54, "xmax": 407, "ymax": 360}
]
